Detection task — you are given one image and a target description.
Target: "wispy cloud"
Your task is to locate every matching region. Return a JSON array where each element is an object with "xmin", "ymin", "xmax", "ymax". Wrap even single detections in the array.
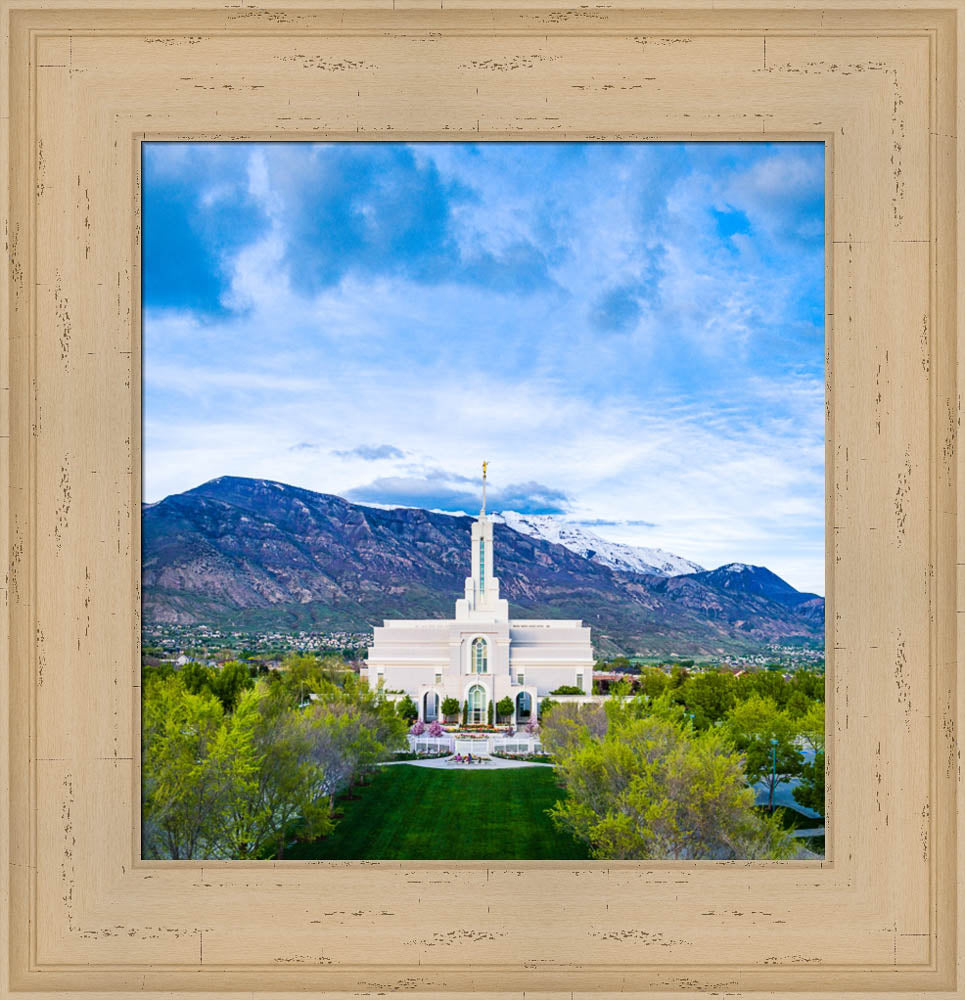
[{"xmin": 333, "ymin": 444, "xmax": 406, "ymax": 461}]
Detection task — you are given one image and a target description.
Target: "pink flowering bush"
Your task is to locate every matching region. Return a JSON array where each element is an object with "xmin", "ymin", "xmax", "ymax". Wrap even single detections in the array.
[
  {"xmin": 410, "ymin": 720, "xmax": 426, "ymax": 736},
  {"xmin": 525, "ymin": 718, "xmax": 539, "ymax": 734},
  {"xmin": 426, "ymin": 720, "xmax": 444, "ymax": 737}
]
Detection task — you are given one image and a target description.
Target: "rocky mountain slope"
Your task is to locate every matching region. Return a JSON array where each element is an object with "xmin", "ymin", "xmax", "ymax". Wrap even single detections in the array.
[{"xmin": 142, "ymin": 476, "xmax": 824, "ymax": 657}]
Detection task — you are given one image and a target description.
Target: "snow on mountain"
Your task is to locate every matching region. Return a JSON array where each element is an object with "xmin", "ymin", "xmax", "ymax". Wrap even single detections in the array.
[{"xmin": 492, "ymin": 511, "xmax": 704, "ymax": 578}]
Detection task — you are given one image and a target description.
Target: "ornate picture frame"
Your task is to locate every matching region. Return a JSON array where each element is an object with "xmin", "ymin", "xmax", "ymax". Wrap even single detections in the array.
[{"xmin": 1, "ymin": 2, "xmax": 962, "ymax": 996}]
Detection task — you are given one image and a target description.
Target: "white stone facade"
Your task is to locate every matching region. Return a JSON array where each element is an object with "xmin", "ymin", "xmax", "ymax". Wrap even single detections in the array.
[{"xmin": 366, "ymin": 505, "xmax": 593, "ymax": 724}]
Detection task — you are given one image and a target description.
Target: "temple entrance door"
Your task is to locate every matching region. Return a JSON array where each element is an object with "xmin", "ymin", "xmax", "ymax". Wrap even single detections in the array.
[
  {"xmin": 516, "ymin": 691, "xmax": 532, "ymax": 721},
  {"xmin": 424, "ymin": 691, "xmax": 439, "ymax": 722},
  {"xmin": 468, "ymin": 685, "xmax": 486, "ymax": 724}
]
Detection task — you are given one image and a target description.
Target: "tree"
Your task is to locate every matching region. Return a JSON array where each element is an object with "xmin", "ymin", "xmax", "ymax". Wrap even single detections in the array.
[
  {"xmin": 141, "ymin": 664, "xmax": 232, "ymax": 861},
  {"xmin": 427, "ymin": 720, "xmax": 444, "ymax": 738},
  {"xmin": 487, "ymin": 700, "xmax": 494, "ymax": 725},
  {"xmin": 788, "ymin": 668, "xmax": 825, "ymax": 703},
  {"xmin": 496, "ymin": 696, "xmax": 514, "ymax": 722},
  {"xmin": 209, "ymin": 659, "xmax": 254, "ymax": 713},
  {"xmin": 792, "ymin": 701, "xmax": 825, "ymax": 818},
  {"xmin": 304, "ymin": 702, "xmax": 365, "ymax": 814},
  {"xmin": 735, "ymin": 669, "xmax": 788, "ymax": 708},
  {"xmin": 462, "ymin": 701, "xmax": 468, "ymax": 726},
  {"xmin": 411, "ymin": 719, "xmax": 426, "ymax": 736},
  {"xmin": 796, "ymin": 701, "xmax": 825, "ymax": 752},
  {"xmin": 441, "ymin": 696, "xmax": 460, "ymax": 721},
  {"xmin": 215, "ymin": 685, "xmax": 334, "ymax": 859},
  {"xmin": 544, "ymin": 708, "xmax": 795, "ymax": 860},
  {"xmin": 672, "ymin": 671, "xmax": 737, "ymax": 729},
  {"xmin": 638, "ymin": 667, "xmax": 671, "ymax": 700},
  {"xmin": 724, "ymin": 695, "xmax": 804, "ymax": 812},
  {"xmin": 538, "ymin": 701, "xmax": 608, "ymax": 756},
  {"xmin": 793, "ymin": 751, "xmax": 825, "ymax": 817},
  {"xmin": 395, "ymin": 694, "xmax": 418, "ymax": 723},
  {"xmin": 278, "ymin": 652, "xmax": 325, "ymax": 707},
  {"xmin": 179, "ymin": 660, "xmax": 215, "ymax": 696}
]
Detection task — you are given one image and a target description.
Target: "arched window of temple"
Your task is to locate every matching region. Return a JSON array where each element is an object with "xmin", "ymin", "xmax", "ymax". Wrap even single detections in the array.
[{"xmin": 471, "ymin": 637, "xmax": 488, "ymax": 674}]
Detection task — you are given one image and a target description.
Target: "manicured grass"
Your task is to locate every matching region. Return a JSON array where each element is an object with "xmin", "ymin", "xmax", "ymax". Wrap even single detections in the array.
[{"xmin": 287, "ymin": 764, "xmax": 589, "ymax": 860}]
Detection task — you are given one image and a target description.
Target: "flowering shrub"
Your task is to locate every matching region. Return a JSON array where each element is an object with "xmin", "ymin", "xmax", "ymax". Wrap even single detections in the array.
[
  {"xmin": 427, "ymin": 720, "xmax": 444, "ymax": 738},
  {"xmin": 526, "ymin": 718, "xmax": 539, "ymax": 734},
  {"xmin": 410, "ymin": 720, "xmax": 426, "ymax": 736}
]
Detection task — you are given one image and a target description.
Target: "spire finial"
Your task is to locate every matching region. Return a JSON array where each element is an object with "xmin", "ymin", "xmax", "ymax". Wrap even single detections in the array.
[{"xmin": 481, "ymin": 460, "xmax": 488, "ymax": 516}]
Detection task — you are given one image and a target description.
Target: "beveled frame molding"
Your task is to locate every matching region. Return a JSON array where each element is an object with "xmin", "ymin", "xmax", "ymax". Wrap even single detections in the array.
[{"xmin": 0, "ymin": 2, "xmax": 962, "ymax": 997}]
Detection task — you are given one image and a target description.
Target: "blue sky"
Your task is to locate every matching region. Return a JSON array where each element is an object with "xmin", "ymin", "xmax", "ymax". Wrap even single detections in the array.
[{"xmin": 142, "ymin": 141, "xmax": 825, "ymax": 593}]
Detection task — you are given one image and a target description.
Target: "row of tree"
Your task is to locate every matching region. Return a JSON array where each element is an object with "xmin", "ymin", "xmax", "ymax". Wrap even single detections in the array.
[
  {"xmin": 392, "ymin": 693, "xmax": 524, "ymax": 726},
  {"xmin": 141, "ymin": 655, "xmax": 408, "ymax": 859}
]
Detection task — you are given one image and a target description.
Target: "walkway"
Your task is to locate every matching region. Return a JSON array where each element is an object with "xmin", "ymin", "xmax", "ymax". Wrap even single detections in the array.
[{"xmin": 383, "ymin": 755, "xmax": 553, "ymax": 770}]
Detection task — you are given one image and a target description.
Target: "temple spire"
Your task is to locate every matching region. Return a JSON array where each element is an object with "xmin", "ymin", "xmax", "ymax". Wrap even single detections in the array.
[{"xmin": 455, "ymin": 459, "xmax": 507, "ymax": 621}]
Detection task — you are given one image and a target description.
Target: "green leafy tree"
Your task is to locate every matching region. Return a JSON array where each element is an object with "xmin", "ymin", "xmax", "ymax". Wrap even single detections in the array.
[
  {"xmin": 637, "ymin": 667, "xmax": 671, "ymax": 700},
  {"xmin": 544, "ymin": 710, "xmax": 794, "ymax": 860},
  {"xmin": 496, "ymin": 696, "xmax": 514, "ymax": 722},
  {"xmin": 395, "ymin": 694, "xmax": 418, "ymax": 723},
  {"xmin": 209, "ymin": 659, "xmax": 255, "ymax": 713},
  {"xmin": 724, "ymin": 695, "xmax": 804, "ymax": 812},
  {"xmin": 671, "ymin": 671, "xmax": 737, "ymax": 728},
  {"xmin": 142, "ymin": 675, "xmax": 233, "ymax": 859},
  {"xmin": 216, "ymin": 685, "xmax": 334, "ymax": 859},
  {"xmin": 487, "ymin": 700, "xmax": 494, "ymax": 725},
  {"xmin": 793, "ymin": 751, "xmax": 825, "ymax": 817},
  {"xmin": 278, "ymin": 652, "xmax": 325, "ymax": 706},
  {"xmin": 462, "ymin": 701, "xmax": 468, "ymax": 725},
  {"xmin": 735, "ymin": 669, "xmax": 788, "ymax": 708},
  {"xmin": 796, "ymin": 701, "xmax": 825, "ymax": 752},
  {"xmin": 441, "ymin": 696, "xmax": 460, "ymax": 721},
  {"xmin": 538, "ymin": 700, "xmax": 609, "ymax": 756},
  {"xmin": 789, "ymin": 669, "xmax": 825, "ymax": 703},
  {"xmin": 792, "ymin": 701, "xmax": 826, "ymax": 818},
  {"xmin": 179, "ymin": 660, "xmax": 215, "ymax": 696}
]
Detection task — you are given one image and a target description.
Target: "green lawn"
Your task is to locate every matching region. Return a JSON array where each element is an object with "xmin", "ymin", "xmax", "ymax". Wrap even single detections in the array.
[{"xmin": 287, "ymin": 764, "xmax": 589, "ymax": 860}]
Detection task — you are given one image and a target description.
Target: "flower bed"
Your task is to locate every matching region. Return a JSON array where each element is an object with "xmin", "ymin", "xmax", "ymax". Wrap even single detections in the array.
[{"xmin": 492, "ymin": 752, "xmax": 555, "ymax": 764}]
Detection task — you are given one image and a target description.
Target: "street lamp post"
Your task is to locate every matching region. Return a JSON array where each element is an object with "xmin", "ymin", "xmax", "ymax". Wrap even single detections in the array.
[{"xmin": 769, "ymin": 737, "xmax": 779, "ymax": 812}]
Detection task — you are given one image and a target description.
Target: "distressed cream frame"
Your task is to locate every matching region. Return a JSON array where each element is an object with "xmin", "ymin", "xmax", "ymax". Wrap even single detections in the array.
[{"xmin": 1, "ymin": 2, "xmax": 963, "ymax": 997}]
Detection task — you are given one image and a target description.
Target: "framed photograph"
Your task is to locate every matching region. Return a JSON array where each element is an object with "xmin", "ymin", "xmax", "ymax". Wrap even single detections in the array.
[
  {"xmin": 139, "ymin": 136, "xmax": 828, "ymax": 867},
  {"xmin": 2, "ymin": 1, "xmax": 962, "ymax": 997}
]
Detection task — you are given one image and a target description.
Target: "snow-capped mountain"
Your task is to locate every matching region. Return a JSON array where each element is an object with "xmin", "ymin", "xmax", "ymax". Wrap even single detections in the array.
[
  {"xmin": 492, "ymin": 511, "xmax": 704, "ymax": 577},
  {"xmin": 143, "ymin": 477, "xmax": 823, "ymax": 655}
]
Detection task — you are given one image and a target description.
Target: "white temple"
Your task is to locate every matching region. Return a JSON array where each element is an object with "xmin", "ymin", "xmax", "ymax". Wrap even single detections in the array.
[{"xmin": 365, "ymin": 463, "xmax": 594, "ymax": 725}]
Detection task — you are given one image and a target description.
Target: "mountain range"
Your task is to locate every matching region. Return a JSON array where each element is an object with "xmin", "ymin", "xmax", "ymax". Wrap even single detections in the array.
[{"xmin": 142, "ymin": 476, "xmax": 825, "ymax": 657}]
